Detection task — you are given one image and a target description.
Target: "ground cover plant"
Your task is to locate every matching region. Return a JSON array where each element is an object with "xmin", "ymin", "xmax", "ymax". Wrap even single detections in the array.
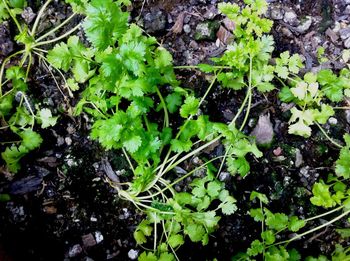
[{"xmin": 1, "ymin": 0, "xmax": 350, "ymax": 260}]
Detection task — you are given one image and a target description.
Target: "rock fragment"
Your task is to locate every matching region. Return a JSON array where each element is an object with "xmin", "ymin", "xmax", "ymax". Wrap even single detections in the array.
[
  {"xmin": 283, "ymin": 10, "xmax": 299, "ymax": 26},
  {"xmin": 82, "ymin": 234, "xmax": 96, "ymax": 248},
  {"xmin": 143, "ymin": 9, "xmax": 167, "ymax": 33},
  {"xmin": 251, "ymin": 114, "xmax": 274, "ymax": 147},
  {"xmin": 194, "ymin": 21, "xmax": 220, "ymax": 41},
  {"xmin": 128, "ymin": 249, "xmax": 139, "ymax": 260},
  {"xmin": 69, "ymin": 244, "xmax": 82, "ymax": 258}
]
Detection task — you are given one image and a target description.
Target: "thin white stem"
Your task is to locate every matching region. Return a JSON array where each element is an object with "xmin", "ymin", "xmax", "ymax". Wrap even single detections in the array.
[
  {"xmin": 31, "ymin": 0, "xmax": 52, "ymax": 36},
  {"xmin": 34, "ymin": 23, "xmax": 81, "ymax": 47},
  {"xmin": 36, "ymin": 13, "xmax": 77, "ymax": 42}
]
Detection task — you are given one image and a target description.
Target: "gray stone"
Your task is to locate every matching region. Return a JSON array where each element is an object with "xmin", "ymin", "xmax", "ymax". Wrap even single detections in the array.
[
  {"xmin": 328, "ymin": 117, "xmax": 338, "ymax": 125},
  {"xmin": 270, "ymin": 7, "xmax": 284, "ymax": 20},
  {"xmin": 345, "ymin": 110, "xmax": 350, "ymax": 124},
  {"xmin": 203, "ymin": 6, "xmax": 218, "ymax": 19},
  {"xmin": 95, "ymin": 231, "xmax": 104, "ymax": 244},
  {"xmin": 69, "ymin": 244, "xmax": 82, "ymax": 258},
  {"xmin": 194, "ymin": 21, "xmax": 220, "ymax": 41},
  {"xmin": 250, "ymin": 114, "xmax": 274, "ymax": 147},
  {"xmin": 283, "ymin": 10, "xmax": 299, "ymax": 26},
  {"xmin": 128, "ymin": 249, "xmax": 139, "ymax": 260},
  {"xmin": 219, "ymin": 172, "xmax": 231, "ymax": 182},
  {"xmin": 189, "ymin": 40, "xmax": 199, "ymax": 49},
  {"xmin": 21, "ymin": 7, "xmax": 36, "ymax": 24},
  {"xmin": 82, "ymin": 234, "xmax": 96, "ymax": 248},
  {"xmin": 345, "ymin": 37, "xmax": 350, "ymax": 48},
  {"xmin": 183, "ymin": 24, "xmax": 191, "ymax": 34},
  {"xmin": 340, "ymin": 27, "xmax": 350, "ymax": 40},
  {"xmin": 143, "ymin": 9, "xmax": 167, "ymax": 33},
  {"xmin": 295, "ymin": 149, "xmax": 303, "ymax": 168},
  {"xmin": 296, "ymin": 16, "xmax": 312, "ymax": 34}
]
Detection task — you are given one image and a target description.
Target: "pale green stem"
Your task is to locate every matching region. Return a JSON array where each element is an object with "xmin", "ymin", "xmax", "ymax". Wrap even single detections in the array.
[
  {"xmin": 0, "ymin": 50, "xmax": 25, "ymax": 95},
  {"xmin": 30, "ymin": 0, "xmax": 52, "ymax": 36},
  {"xmin": 122, "ymin": 148, "xmax": 135, "ymax": 174},
  {"xmin": 273, "ymin": 209, "xmax": 350, "ymax": 246},
  {"xmin": 156, "ymin": 87, "xmax": 169, "ymax": 128},
  {"xmin": 139, "ymin": 155, "xmax": 224, "ymax": 200},
  {"xmin": 239, "ymin": 56, "xmax": 253, "ymax": 131},
  {"xmin": 35, "ymin": 52, "xmax": 67, "ymax": 98},
  {"xmin": 162, "ymin": 221, "xmax": 180, "ymax": 261},
  {"xmin": 162, "ymin": 136, "xmax": 222, "ymax": 175},
  {"xmin": 315, "ymin": 122, "xmax": 343, "ymax": 149},
  {"xmin": 304, "ymin": 205, "xmax": 344, "ymax": 223},
  {"xmin": 3, "ymin": 0, "xmax": 22, "ymax": 33},
  {"xmin": 156, "ymin": 75, "xmax": 218, "ymax": 181},
  {"xmin": 34, "ymin": 23, "xmax": 81, "ymax": 47},
  {"xmin": 35, "ymin": 13, "xmax": 77, "ymax": 42}
]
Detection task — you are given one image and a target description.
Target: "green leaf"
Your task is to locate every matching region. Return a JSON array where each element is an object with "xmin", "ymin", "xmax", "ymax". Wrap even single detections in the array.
[
  {"xmin": 261, "ymin": 230, "xmax": 275, "ymax": 245},
  {"xmin": 279, "ymin": 87, "xmax": 295, "ymax": 102},
  {"xmin": 207, "ymin": 180, "xmax": 221, "ymax": 198},
  {"xmin": 226, "ymin": 156, "xmax": 250, "ymax": 177},
  {"xmin": 65, "ymin": 0, "xmax": 88, "ymax": 13},
  {"xmin": 134, "ymin": 219, "xmax": 153, "ymax": 244},
  {"xmin": 159, "ymin": 253, "xmax": 175, "ymax": 261},
  {"xmin": 250, "ymin": 191, "xmax": 269, "ymax": 204},
  {"xmin": 275, "ymin": 65, "xmax": 289, "ymax": 79},
  {"xmin": 83, "ymin": 0, "xmax": 129, "ymax": 50},
  {"xmin": 291, "ymin": 81, "xmax": 307, "ymax": 100},
  {"xmin": 250, "ymin": 208, "xmax": 264, "ymax": 222},
  {"xmin": 0, "ymin": 194, "xmax": 11, "ymax": 202},
  {"xmin": 198, "ymin": 63, "xmax": 215, "ymax": 73},
  {"xmin": 180, "ymin": 96, "xmax": 199, "ymax": 118},
  {"xmin": 312, "ymin": 104, "xmax": 334, "ymax": 124},
  {"xmin": 317, "ymin": 69, "xmax": 344, "ymax": 102},
  {"xmin": 288, "ymin": 108, "xmax": 314, "ymax": 138},
  {"xmin": 310, "ymin": 182, "xmax": 336, "ymax": 208},
  {"xmin": 0, "ymin": 94, "xmax": 14, "ymax": 117},
  {"xmin": 47, "ymin": 42, "xmax": 72, "ymax": 71},
  {"xmin": 19, "ymin": 130, "xmax": 43, "ymax": 150},
  {"xmin": 336, "ymin": 228, "xmax": 350, "ymax": 238},
  {"xmin": 265, "ymin": 209, "xmax": 288, "ymax": 230},
  {"xmin": 0, "ymin": 2, "xmax": 10, "ymax": 22},
  {"xmin": 289, "ymin": 249, "xmax": 301, "ymax": 261},
  {"xmin": 288, "ymin": 54, "xmax": 303, "ymax": 74},
  {"xmin": 247, "ymin": 240, "xmax": 264, "ymax": 257},
  {"xmin": 257, "ymin": 82, "xmax": 275, "ymax": 92},
  {"xmin": 37, "ymin": 108, "xmax": 58, "ymax": 128},
  {"xmin": 1, "ymin": 145, "xmax": 28, "ymax": 173},
  {"xmin": 335, "ymin": 146, "xmax": 350, "ymax": 179},
  {"xmin": 168, "ymin": 234, "xmax": 184, "ymax": 248},
  {"xmin": 170, "ymin": 139, "xmax": 192, "ymax": 153},
  {"xmin": 166, "ymin": 92, "xmax": 182, "ymax": 113},
  {"xmin": 9, "ymin": 0, "xmax": 26, "ymax": 9},
  {"xmin": 6, "ymin": 66, "xmax": 25, "ymax": 80},
  {"xmin": 220, "ymin": 196, "xmax": 237, "ymax": 215},
  {"xmin": 288, "ymin": 216, "xmax": 306, "ymax": 232},
  {"xmin": 123, "ymin": 135, "xmax": 142, "ymax": 153},
  {"xmin": 139, "ymin": 252, "xmax": 157, "ymax": 261},
  {"xmin": 184, "ymin": 223, "xmax": 206, "ymax": 242},
  {"xmin": 154, "ymin": 47, "xmax": 173, "ymax": 68}
]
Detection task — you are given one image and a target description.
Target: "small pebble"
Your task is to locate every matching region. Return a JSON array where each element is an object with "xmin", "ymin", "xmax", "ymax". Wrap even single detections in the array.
[
  {"xmin": 95, "ymin": 231, "xmax": 104, "ymax": 244},
  {"xmin": 328, "ymin": 117, "xmax": 338, "ymax": 125},
  {"xmin": 183, "ymin": 24, "xmax": 191, "ymax": 34},
  {"xmin": 69, "ymin": 244, "xmax": 83, "ymax": 258},
  {"xmin": 128, "ymin": 249, "xmax": 139, "ymax": 260},
  {"xmin": 65, "ymin": 137, "xmax": 72, "ymax": 146},
  {"xmin": 82, "ymin": 233, "xmax": 97, "ymax": 248}
]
